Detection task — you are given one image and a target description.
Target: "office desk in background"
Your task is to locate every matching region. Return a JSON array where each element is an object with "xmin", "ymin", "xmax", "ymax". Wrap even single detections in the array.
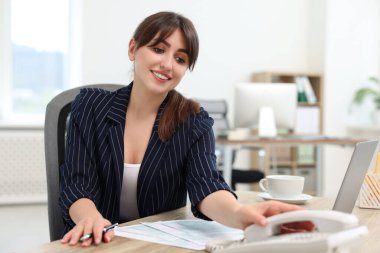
[
  {"xmin": 19, "ymin": 191, "xmax": 380, "ymax": 253},
  {"xmin": 217, "ymin": 136, "xmax": 365, "ymax": 196}
]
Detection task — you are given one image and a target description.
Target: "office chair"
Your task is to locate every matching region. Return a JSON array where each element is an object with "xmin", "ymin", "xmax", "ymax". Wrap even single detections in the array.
[
  {"xmin": 196, "ymin": 99, "xmax": 265, "ymax": 190},
  {"xmin": 44, "ymin": 84, "xmax": 124, "ymax": 241}
]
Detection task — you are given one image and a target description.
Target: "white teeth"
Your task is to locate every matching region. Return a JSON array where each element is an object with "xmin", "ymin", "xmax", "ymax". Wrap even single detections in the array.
[{"xmin": 153, "ymin": 71, "xmax": 169, "ymax": 80}]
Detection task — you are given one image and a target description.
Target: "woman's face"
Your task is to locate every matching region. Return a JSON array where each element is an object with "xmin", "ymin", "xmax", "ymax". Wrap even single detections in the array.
[{"xmin": 129, "ymin": 28, "xmax": 189, "ymax": 95}]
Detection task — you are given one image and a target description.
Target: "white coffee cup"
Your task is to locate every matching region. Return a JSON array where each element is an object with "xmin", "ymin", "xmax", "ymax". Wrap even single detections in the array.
[{"xmin": 259, "ymin": 175, "xmax": 305, "ymax": 199}]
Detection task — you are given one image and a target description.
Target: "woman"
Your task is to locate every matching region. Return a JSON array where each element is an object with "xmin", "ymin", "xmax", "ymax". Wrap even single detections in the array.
[{"xmin": 60, "ymin": 11, "xmax": 301, "ymax": 247}]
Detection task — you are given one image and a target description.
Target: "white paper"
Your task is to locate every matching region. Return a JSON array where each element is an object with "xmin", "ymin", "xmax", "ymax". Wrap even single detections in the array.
[
  {"xmin": 115, "ymin": 219, "xmax": 244, "ymax": 250},
  {"xmin": 115, "ymin": 223, "xmax": 204, "ymax": 250},
  {"xmin": 302, "ymin": 76, "xmax": 317, "ymax": 103}
]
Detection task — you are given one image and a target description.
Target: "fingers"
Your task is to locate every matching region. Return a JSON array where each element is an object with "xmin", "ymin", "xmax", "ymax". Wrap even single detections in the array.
[
  {"xmin": 61, "ymin": 217, "xmax": 113, "ymax": 247},
  {"xmin": 61, "ymin": 227, "xmax": 91, "ymax": 246},
  {"xmin": 237, "ymin": 201, "xmax": 303, "ymax": 229},
  {"xmin": 263, "ymin": 201, "xmax": 303, "ymax": 217},
  {"xmin": 102, "ymin": 220, "xmax": 114, "ymax": 243},
  {"xmin": 246, "ymin": 211, "xmax": 267, "ymax": 227},
  {"xmin": 68, "ymin": 220, "xmax": 91, "ymax": 246},
  {"xmin": 61, "ymin": 230, "xmax": 72, "ymax": 244},
  {"xmin": 93, "ymin": 219, "xmax": 110, "ymax": 245},
  {"xmin": 80, "ymin": 220, "xmax": 94, "ymax": 247},
  {"xmin": 252, "ymin": 201, "xmax": 304, "ymax": 226},
  {"xmin": 103, "ymin": 230, "xmax": 114, "ymax": 243}
]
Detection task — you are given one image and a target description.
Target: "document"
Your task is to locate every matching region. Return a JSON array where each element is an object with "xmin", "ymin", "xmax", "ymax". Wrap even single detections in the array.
[{"xmin": 115, "ymin": 219, "xmax": 243, "ymax": 250}]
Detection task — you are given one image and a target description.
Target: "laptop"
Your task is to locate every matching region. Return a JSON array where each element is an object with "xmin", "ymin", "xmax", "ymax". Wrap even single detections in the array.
[{"xmin": 332, "ymin": 140, "xmax": 378, "ymax": 213}]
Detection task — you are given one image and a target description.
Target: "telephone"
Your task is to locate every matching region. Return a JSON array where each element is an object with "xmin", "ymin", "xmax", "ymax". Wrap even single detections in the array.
[{"xmin": 206, "ymin": 210, "xmax": 368, "ymax": 253}]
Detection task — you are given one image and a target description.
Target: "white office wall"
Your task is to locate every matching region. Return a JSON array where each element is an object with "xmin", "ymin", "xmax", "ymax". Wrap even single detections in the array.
[
  {"xmin": 79, "ymin": 0, "xmax": 325, "ymax": 124},
  {"xmin": 5, "ymin": 1, "xmax": 379, "ymax": 200},
  {"xmin": 0, "ymin": 0, "xmax": 328, "ymax": 204},
  {"xmin": 306, "ymin": 0, "xmax": 326, "ymax": 72},
  {"xmin": 323, "ymin": 0, "xmax": 380, "ymax": 197},
  {"xmin": 78, "ymin": 0, "xmax": 331, "ymax": 193}
]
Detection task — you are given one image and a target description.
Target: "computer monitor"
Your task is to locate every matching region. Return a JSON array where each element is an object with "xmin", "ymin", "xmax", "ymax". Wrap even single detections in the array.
[{"xmin": 234, "ymin": 83, "xmax": 297, "ymax": 134}]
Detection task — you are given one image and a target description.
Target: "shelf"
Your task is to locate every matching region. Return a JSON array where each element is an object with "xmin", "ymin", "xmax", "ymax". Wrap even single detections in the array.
[
  {"xmin": 251, "ymin": 71, "xmax": 323, "ymax": 194},
  {"xmin": 251, "ymin": 71, "xmax": 323, "ymax": 133},
  {"xmin": 297, "ymin": 163, "xmax": 316, "ymax": 167},
  {"xmin": 298, "ymin": 102, "xmax": 320, "ymax": 107}
]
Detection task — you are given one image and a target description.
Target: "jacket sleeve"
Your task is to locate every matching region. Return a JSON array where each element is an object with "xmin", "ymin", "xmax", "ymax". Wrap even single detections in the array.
[
  {"xmin": 58, "ymin": 89, "xmax": 101, "ymax": 228},
  {"xmin": 186, "ymin": 110, "xmax": 237, "ymax": 220}
]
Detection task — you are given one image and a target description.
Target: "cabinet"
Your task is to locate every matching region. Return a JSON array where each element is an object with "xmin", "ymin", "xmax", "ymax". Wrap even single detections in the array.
[{"xmin": 251, "ymin": 72, "xmax": 323, "ymax": 194}]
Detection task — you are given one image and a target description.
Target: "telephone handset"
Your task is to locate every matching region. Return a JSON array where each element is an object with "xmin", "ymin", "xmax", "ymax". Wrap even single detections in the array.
[{"xmin": 206, "ymin": 210, "xmax": 368, "ymax": 253}]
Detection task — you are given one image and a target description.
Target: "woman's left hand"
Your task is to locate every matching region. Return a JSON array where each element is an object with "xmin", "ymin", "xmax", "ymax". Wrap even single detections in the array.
[{"xmin": 231, "ymin": 200, "xmax": 304, "ymax": 230}]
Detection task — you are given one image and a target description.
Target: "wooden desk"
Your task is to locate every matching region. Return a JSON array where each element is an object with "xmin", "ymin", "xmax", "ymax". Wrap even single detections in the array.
[
  {"xmin": 19, "ymin": 191, "xmax": 380, "ymax": 253},
  {"xmin": 217, "ymin": 136, "xmax": 363, "ymax": 195}
]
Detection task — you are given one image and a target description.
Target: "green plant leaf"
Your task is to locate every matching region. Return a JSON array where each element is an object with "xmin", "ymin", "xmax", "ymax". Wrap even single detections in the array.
[
  {"xmin": 350, "ymin": 76, "xmax": 380, "ymax": 113},
  {"xmin": 369, "ymin": 76, "xmax": 380, "ymax": 85},
  {"xmin": 352, "ymin": 88, "xmax": 379, "ymax": 104}
]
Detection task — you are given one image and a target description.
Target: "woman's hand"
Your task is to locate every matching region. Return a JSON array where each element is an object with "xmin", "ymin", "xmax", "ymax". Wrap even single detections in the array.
[
  {"xmin": 231, "ymin": 200, "xmax": 304, "ymax": 230},
  {"xmin": 61, "ymin": 216, "xmax": 114, "ymax": 247},
  {"xmin": 61, "ymin": 198, "xmax": 114, "ymax": 246},
  {"xmin": 198, "ymin": 190, "xmax": 303, "ymax": 230}
]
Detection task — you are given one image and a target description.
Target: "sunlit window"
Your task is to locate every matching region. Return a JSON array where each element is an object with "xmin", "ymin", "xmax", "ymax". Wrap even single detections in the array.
[{"xmin": 6, "ymin": 0, "xmax": 69, "ymax": 124}]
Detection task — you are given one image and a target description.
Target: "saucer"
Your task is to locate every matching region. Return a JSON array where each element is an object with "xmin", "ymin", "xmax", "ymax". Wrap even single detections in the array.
[{"xmin": 258, "ymin": 192, "xmax": 313, "ymax": 204}]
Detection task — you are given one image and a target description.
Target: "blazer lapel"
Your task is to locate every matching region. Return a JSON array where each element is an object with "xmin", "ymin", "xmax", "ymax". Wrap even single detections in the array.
[
  {"xmin": 105, "ymin": 83, "xmax": 170, "ymax": 215},
  {"xmin": 137, "ymin": 96, "xmax": 170, "ymax": 215},
  {"xmin": 106, "ymin": 84, "xmax": 132, "ymax": 201}
]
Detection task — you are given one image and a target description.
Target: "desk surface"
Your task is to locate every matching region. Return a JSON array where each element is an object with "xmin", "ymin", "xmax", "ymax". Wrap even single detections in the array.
[
  {"xmin": 216, "ymin": 136, "xmax": 364, "ymax": 146},
  {"xmin": 20, "ymin": 191, "xmax": 380, "ymax": 253}
]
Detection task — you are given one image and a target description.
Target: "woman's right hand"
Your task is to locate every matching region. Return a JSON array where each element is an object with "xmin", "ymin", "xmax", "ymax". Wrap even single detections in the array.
[{"xmin": 61, "ymin": 216, "xmax": 114, "ymax": 247}]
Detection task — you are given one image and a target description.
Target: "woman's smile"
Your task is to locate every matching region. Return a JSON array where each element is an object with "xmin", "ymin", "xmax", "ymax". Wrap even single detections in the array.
[{"xmin": 151, "ymin": 70, "xmax": 171, "ymax": 82}]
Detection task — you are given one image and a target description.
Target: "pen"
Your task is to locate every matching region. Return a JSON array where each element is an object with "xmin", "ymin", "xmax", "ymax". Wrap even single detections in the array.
[{"xmin": 79, "ymin": 223, "xmax": 118, "ymax": 242}]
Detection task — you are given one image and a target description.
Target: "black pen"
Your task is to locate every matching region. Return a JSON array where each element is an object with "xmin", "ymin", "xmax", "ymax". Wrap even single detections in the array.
[{"xmin": 79, "ymin": 223, "xmax": 118, "ymax": 242}]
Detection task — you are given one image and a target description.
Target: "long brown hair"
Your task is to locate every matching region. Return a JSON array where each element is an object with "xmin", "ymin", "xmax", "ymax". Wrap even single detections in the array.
[{"xmin": 133, "ymin": 12, "xmax": 201, "ymax": 141}]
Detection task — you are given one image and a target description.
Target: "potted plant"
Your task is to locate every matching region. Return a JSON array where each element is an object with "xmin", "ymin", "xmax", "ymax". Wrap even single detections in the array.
[{"xmin": 352, "ymin": 76, "xmax": 380, "ymax": 125}]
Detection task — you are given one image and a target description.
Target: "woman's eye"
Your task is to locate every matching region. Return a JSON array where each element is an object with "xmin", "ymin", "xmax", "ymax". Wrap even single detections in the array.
[
  {"xmin": 175, "ymin": 57, "xmax": 186, "ymax": 64},
  {"xmin": 152, "ymin": 47, "xmax": 164, "ymax": 54}
]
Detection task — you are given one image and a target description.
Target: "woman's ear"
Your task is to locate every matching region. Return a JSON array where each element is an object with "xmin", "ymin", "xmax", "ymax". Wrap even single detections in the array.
[{"xmin": 128, "ymin": 39, "xmax": 136, "ymax": 61}]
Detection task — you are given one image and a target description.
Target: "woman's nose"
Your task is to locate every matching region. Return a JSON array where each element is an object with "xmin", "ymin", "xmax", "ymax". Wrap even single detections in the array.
[{"xmin": 160, "ymin": 55, "xmax": 173, "ymax": 70}]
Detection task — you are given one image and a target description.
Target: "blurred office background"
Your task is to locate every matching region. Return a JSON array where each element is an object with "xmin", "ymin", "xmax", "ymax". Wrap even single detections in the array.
[{"xmin": 0, "ymin": 0, "xmax": 379, "ymax": 252}]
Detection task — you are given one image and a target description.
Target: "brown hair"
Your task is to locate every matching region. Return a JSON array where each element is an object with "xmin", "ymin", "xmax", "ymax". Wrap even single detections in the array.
[
  {"xmin": 133, "ymin": 11, "xmax": 199, "ymax": 70},
  {"xmin": 133, "ymin": 11, "xmax": 201, "ymax": 141}
]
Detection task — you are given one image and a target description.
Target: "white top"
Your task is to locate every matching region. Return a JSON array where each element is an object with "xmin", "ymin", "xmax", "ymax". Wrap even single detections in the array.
[{"xmin": 119, "ymin": 163, "xmax": 141, "ymax": 222}]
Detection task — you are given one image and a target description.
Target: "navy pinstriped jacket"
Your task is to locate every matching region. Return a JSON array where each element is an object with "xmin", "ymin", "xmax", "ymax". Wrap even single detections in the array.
[{"xmin": 59, "ymin": 83, "xmax": 234, "ymax": 233}]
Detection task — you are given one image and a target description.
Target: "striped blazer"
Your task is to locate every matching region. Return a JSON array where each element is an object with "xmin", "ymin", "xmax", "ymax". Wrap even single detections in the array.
[{"xmin": 59, "ymin": 83, "xmax": 234, "ymax": 233}]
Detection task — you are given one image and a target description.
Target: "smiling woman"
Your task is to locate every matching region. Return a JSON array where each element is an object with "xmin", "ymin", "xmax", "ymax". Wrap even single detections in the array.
[
  {"xmin": 0, "ymin": 0, "xmax": 70, "ymax": 125},
  {"xmin": 58, "ymin": 11, "xmax": 302, "ymax": 248}
]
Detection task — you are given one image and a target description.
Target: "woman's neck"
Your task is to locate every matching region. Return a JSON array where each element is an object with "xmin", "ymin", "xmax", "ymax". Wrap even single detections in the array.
[{"xmin": 128, "ymin": 81, "xmax": 167, "ymax": 118}]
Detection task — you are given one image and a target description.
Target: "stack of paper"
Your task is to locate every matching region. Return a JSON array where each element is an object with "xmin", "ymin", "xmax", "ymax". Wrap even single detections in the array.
[
  {"xmin": 115, "ymin": 219, "xmax": 244, "ymax": 250},
  {"xmin": 295, "ymin": 76, "xmax": 317, "ymax": 104}
]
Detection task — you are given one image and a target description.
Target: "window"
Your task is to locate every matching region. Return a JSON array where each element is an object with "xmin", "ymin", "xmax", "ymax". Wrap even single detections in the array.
[{"xmin": 0, "ymin": 0, "xmax": 70, "ymax": 125}]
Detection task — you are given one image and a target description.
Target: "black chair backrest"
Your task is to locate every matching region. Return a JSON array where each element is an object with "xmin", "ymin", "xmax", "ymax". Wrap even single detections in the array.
[
  {"xmin": 196, "ymin": 99, "xmax": 229, "ymax": 134},
  {"xmin": 196, "ymin": 99, "xmax": 264, "ymax": 190},
  {"xmin": 44, "ymin": 84, "xmax": 124, "ymax": 241}
]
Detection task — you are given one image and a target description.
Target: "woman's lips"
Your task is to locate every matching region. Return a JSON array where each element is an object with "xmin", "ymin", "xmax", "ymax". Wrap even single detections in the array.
[{"xmin": 151, "ymin": 70, "xmax": 171, "ymax": 82}]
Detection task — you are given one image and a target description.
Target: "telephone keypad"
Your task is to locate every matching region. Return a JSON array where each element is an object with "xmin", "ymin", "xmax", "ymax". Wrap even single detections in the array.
[{"xmin": 279, "ymin": 232, "xmax": 329, "ymax": 242}]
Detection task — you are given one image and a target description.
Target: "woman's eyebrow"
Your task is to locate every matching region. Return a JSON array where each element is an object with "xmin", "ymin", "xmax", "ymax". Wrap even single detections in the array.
[{"xmin": 155, "ymin": 40, "xmax": 189, "ymax": 54}]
